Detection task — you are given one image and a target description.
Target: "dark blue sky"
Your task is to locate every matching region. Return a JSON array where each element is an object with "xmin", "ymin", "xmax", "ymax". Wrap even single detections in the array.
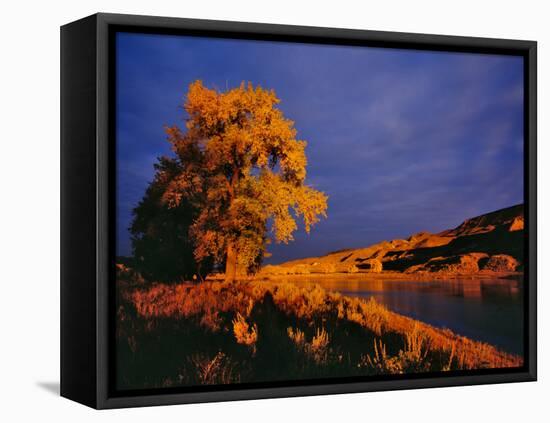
[{"xmin": 116, "ymin": 32, "xmax": 524, "ymax": 264}]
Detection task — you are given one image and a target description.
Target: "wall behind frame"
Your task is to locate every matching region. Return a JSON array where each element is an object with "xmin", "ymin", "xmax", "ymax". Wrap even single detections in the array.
[{"xmin": 1, "ymin": 1, "xmax": 547, "ymax": 422}]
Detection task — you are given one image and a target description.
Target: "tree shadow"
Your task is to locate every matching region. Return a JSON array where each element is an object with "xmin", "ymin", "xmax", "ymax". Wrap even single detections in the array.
[{"xmin": 36, "ymin": 381, "xmax": 60, "ymax": 396}]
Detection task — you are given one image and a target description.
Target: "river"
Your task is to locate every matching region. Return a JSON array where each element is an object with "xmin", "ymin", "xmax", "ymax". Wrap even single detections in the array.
[{"xmin": 284, "ymin": 276, "xmax": 524, "ymax": 356}]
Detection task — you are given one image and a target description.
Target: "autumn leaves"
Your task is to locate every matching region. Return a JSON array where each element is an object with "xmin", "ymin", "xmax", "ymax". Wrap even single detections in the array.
[{"xmin": 157, "ymin": 81, "xmax": 328, "ymax": 281}]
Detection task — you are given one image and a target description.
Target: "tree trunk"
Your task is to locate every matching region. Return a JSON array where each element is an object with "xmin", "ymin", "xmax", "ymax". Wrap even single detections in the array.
[
  {"xmin": 225, "ymin": 168, "xmax": 240, "ymax": 283},
  {"xmin": 225, "ymin": 241, "xmax": 238, "ymax": 283}
]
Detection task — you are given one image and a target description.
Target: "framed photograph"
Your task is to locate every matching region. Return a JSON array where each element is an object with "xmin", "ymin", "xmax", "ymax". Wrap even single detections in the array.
[{"xmin": 61, "ymin": 13, "xmax": 537, "ymax": 409}]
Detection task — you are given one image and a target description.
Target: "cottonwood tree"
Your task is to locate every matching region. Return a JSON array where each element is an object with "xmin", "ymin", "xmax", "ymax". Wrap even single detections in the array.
[
  {"xmin": 161, "ymin": 81, "xmax": 328, "ymax": 282},
  {"xmin": 130, "ymin": 157, "xmax": 213, "ymax": 282}
]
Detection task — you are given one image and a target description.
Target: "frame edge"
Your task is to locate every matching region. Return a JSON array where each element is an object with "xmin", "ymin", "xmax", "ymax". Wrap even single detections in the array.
[{"xmin": 60, "ymin": 13, "xmax": 99, "ymax": 409}]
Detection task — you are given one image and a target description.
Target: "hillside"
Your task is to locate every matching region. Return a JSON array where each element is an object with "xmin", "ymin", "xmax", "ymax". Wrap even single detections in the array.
[{"xmin": 261, "ymin": 204, "xmax": 524, "ymax": 276}]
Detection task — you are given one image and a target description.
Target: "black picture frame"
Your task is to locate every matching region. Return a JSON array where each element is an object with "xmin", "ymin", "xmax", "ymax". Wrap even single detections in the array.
[{"xmin": 60, "ymin": 12, "xmax": 537, "ymax": 409}]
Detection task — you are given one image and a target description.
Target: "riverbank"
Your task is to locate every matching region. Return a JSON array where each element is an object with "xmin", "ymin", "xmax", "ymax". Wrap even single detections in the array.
[
  {"xmin": 208, "ymin": 270, "xmax": 523, "ymax": 282},
  {"xmin": 116, "ymin": 269, "xmax": 522, "ymax": 389}
]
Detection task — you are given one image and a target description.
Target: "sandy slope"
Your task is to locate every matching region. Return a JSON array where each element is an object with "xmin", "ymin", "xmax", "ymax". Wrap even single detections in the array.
[{"xmin": 262, "ymin": 204, "xmax": 524, "ymax": 277}]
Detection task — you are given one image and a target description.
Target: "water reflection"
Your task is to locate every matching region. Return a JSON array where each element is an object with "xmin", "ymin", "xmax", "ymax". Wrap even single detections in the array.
[{"xmin": 282, "ymin": 276, "xmax": 524, "ymax": 356}]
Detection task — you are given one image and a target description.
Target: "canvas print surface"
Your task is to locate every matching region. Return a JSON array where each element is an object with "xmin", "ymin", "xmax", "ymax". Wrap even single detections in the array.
[{"xmin": 115, "ymin": 32, "xmax": 525, "ymax": 391}]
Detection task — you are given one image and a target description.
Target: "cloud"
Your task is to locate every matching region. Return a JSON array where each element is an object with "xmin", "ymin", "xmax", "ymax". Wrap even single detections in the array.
[{"xmin": 115, "ymin": 33, "xmax": 524, "ymax": 263}]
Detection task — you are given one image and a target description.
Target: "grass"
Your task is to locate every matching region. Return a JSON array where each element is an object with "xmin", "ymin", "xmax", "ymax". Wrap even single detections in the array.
[{"xmin": 116, "ymin": 266, "xmax": 522, "ymax": 390}]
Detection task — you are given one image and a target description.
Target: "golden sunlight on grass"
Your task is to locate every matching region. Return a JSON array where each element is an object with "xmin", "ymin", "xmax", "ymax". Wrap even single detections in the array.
[{"xmin": 116, "ymin": 272, "xmax": 521, "ymax": 389}]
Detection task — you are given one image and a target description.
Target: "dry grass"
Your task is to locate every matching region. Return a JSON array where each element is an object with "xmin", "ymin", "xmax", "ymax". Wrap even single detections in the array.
[{"xmin": 116, "ymin": 276, "xmax": 522, "ymax": 389}]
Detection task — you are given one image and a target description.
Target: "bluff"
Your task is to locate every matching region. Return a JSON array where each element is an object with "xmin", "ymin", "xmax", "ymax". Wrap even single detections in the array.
[{"xmin": 261, "ymin": 204, "xmax": 524, "ymax": 276}]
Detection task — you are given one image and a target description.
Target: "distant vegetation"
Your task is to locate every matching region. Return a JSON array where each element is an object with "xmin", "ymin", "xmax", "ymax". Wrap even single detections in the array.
[{"xmin": 116, "ymin": 265, "xmax": 521, "ymax": 389}]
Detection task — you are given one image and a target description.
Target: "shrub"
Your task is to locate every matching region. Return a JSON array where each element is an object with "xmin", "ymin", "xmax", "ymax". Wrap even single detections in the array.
[
  {"xmin": 362, "ymin": 339, "xmax": 403, "ymax": 374},
  {"xmin": 309, "ymin": 327, "xmax": 330, "ymax": 364},
  {"xmin": 232, "ymin": 313, "xmax": 258, "ymax": 353},
  {"xmin": 190, "ymin": 352, "xmax": 240, "ymax": 385},
  {"xmin": 287, "ymin": 327, "xmax": 305, "ymax": 347}
]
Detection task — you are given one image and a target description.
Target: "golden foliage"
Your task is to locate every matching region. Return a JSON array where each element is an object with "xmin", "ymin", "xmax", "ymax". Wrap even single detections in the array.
[{"xmin": 159, "ymin": 80, "xmax": 328, "ymax": 276}]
